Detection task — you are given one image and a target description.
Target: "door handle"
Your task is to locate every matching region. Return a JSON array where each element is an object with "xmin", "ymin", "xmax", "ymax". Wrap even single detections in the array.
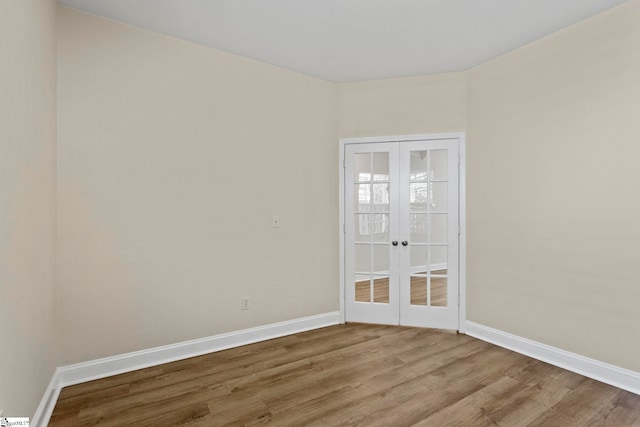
[
  {"xmin": 391, "ymin": 241, "xmax": 398, "ymax": 246},
  {"xmin": 401, "ymin": 241, "xmax": 408, "ymax": 246}
]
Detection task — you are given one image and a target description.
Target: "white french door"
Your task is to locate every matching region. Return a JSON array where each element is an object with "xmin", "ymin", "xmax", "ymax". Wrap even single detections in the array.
[{"xmin": 344, "ymin": 138, "xmax": 459, "ymax": 329}]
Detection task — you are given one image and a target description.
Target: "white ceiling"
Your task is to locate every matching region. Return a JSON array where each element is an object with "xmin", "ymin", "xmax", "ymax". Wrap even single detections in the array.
[{"xmin": 58, "ymin": 0, "xmax": 630, "ymax": 82}]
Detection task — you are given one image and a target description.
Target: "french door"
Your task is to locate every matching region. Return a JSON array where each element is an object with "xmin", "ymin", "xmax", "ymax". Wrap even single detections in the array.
[{"xmin": 344, "ymin": 138, "xmax": 459, "ymax": 329}]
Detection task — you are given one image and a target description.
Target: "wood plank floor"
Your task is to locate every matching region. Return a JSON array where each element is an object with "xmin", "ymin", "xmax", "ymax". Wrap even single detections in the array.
[{"xmin": 49, "ymin": 324, "xmax": 640, "ymax": 426}]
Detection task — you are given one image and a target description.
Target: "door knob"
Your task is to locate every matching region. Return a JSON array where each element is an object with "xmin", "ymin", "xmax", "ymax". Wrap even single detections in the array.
[
  {"xmin": 391, "ymin": 241, "xmax": 398, "ymax": 246},
  {"xmin": 401, "ymin": 240, "xmax": 408, "ymax": 246}
]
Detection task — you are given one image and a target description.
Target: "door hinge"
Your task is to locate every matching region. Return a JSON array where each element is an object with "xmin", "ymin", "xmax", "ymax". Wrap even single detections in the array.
[
  {"xmin": 343, "ymin": 159, "xmax": 346, "ymax": 169},
  {"xmin": 343, "ymin": 224, "xmax": 346, "ymax": 234}
]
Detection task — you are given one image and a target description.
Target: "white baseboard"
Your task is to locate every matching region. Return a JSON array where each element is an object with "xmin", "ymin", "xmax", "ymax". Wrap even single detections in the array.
[
  {"xmin": 36, "ymin": 315, "xmax": 637, "ymax": 426},
  {"xmin": 34, "ymin": 312, "xmax": 340, "ymax": 426},
  {"xmin": 466, "ymin": 321, "xmax": 640, "ymax": 396},
  {"xmin": 58, "ymin": 311, "xmax": 340, "ymax": 387},
  {"xmin": 31, "ymin": 369, "xmax": 61, "ymax": 427}
]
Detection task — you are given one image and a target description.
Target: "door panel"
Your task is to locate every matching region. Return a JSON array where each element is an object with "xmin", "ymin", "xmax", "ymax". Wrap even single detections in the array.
[
  {"xmin": 399, "ymin": 141, "xmax": 458, "ymax": 329},
  {"xmin": 345, "ymin": 143, "xmax": 399, "ymax": 325},
  {"xmin": 345, "ymin": 139, "xmax": 459, "ymax": 330}
]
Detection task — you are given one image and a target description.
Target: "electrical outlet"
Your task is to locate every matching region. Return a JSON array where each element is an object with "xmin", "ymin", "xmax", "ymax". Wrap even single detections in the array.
[
  {"xmin": 272, "ymin": 215, "xmax": 280, "ymax": 228},
  {"xmin": 242, "ymin": 296, "xmax": 250, "ymax": 310}
]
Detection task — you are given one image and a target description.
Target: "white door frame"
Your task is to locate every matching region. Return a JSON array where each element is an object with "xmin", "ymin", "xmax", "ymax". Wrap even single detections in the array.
[{"xmin": 339, "ymin": 132, "xmax": 467, "ymax": 332}]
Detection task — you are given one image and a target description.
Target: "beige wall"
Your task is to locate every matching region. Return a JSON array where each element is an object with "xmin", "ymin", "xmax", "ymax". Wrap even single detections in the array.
[
  {"xmin": 0, "ymin": 0, "xmax": 634, "ymax": 417},
  {"xmin": 57, "ymin": 7, "xmax": 338, "ymax": 364},
  {"xmin": 338, "ymin": 0, "xmax": 640, "ymax": 374},
  {"xmin": 55, "ymin": 0, "xmax": 640, "ymax": 379},
  {"xmin": 0, "ymin": 0, "xmax": 58, "ymax": 417},
  {"xmin": 338, "ymin": 72, "xmax": 467, "ymax": 138},
  {"xmin": 467, "ymin": 1, "xmax": 640, "ymax": 371}
]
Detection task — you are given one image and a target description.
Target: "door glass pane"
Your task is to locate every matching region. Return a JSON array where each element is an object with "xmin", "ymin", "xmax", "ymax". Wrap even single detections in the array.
[
  {"xmin": 372, "ymin": 152, "xmax": 389, "ymax": 181},
  {"xmin": 354, "ymin": 184, "xmax": 371, "ymax": 212},
  {"xmin": 354, "ymin": 244, "xmax": 370, "ymax": 273},
  {"xmin": 410, "ymin": 245, "xmax": 428, "ymax": 274},
  {"xmin": 372, "ymin": 183, "xmax": 390, "ymax": 212},
  {"xmin": 354, "ymin": 215, "xmax": 371, "ymax": 242},
  {"xmin": 430, "ymin": 150, "xmax": 448, "ymax": 181},
  {"xmin": 430, "ymin": 182, "xmax": 447, "ymax": 212},
  {"xmin": 354, "ymin": 153, "xmax": 371, "ymax": 182},
  {"xmin": 355, "ymin": 279, "xmax": 370, "ymax": 302},
  {"xmin": 430, "ymin": 246, "xmax": 448, "ymax": 271},
  {"xmin": 410, "ymin": 183, "xmax": 428, "ymax": 212},
  {"xmin": 371, "ymin": 214, "xmax": 389, "ymax": 242},
  {"xmin": 431, "ymin": 275, "xmax": 447, "ymax": 307},
  {"xmin": 410, "ymin": 151, "xmax": 428, "ymax": 181},
  {"xmin": 429, "ymin": 214, "xmax": 448, "ymax": 244},
  {"xmin": 373, "ymin": 244, "xmax": 389, "ymax": 274},
  {"xmin": 373, "ymin": 277, "xmax": 389, "ymax": 303},
  {"xmin": 410, "ymin": 214, "xmax": 429, "ymax": 243},
  {"xmin": 410, "ymin": 276, "xmax": 427, "ymax": 306}
]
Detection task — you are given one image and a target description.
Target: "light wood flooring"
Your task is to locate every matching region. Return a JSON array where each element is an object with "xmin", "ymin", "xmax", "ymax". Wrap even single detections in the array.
[{"xmin": 49, "ymin": 324, "xmax": 640, "ymax": 426}]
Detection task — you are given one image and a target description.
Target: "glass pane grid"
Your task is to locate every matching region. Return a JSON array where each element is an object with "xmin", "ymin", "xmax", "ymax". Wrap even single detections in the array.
[
  {"xmin": 408, "ymin": 272, "xmax": 448, "ymax": 308},
  {"xmin": 353, "ymin": 146, "xmax": 451, "ymax": 312},
  {"xmin": 408, "ymin": 176, "xmax": 449, "ymax": 307},
  {"xmin": 353, "ymin": 151, "xmax": 391, "ymax": 306}
]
